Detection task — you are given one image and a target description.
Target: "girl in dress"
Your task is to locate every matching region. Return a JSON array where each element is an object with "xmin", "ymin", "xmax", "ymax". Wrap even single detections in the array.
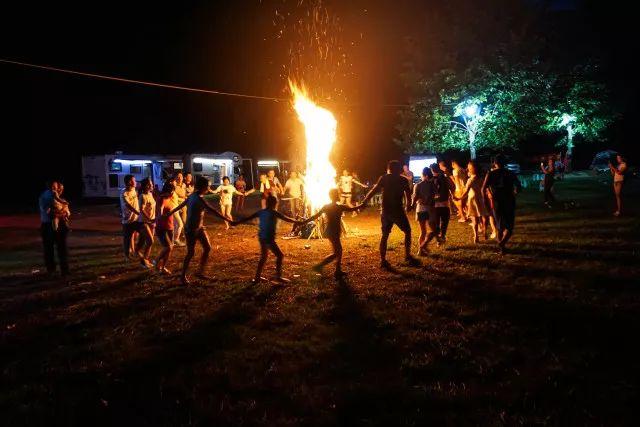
[
  {"xmin": 456, "ymin": 161, "xmax": 490, "ymax": 244},
  {"xmin": 451, "ymin": 160, "xmax": 468, "ymax": 222}
]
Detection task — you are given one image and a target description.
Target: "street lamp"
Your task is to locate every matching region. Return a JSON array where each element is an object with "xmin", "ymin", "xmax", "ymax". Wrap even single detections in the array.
[
  {"xmin": 464, "ymin": 104, "xmax": 479, "ymax": 119},
  {"xmin": 560, "ymin": 113, "xmax": 576, "ymax": 171}
]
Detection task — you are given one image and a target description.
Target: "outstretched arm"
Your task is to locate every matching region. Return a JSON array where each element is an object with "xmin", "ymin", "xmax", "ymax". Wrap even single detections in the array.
[
  {"xmin": 353, "ymin": 179, "xmax": 367, "ymax": 188},
  {"xmin": 274, "ymin": 210, "xmax": 306, "ymax": 225},
  {"xmin": 229, "ymin": 210, "xmax": 260, "ymax": 226},
  {"xmin": 167, "ymin": 199, "xmax": 187, "ymax": 216},
  {"xmin": 202, "ymin": 198, "xmax": 228, "ymax": 220},
  {"xmin": 361, "ymin": 177, "xmax": 382, "ymax": 205}
]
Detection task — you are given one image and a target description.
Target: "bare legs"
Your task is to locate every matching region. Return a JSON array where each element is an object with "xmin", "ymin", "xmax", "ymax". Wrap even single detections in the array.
[
  {"xmin": 313, "ymin": 236, "xmax": 344, "ymax": 276},
  {"xmin": 137, "ymin": 224, "xmax": 155, "ymax": 267},
  {"xmin": 221, "ymin": 204, "xmax": 232, "ymax": 229},
  {"xmin": 614, "ymin": 182, "xmax": 623, "ymax": 215},
  {"xmin": 255, "ymin": 241, "xmax": 284, "ymax": 281},
  {"xmin": 181, "ymin": 229, "xmax": 211, "ymax": 284}
]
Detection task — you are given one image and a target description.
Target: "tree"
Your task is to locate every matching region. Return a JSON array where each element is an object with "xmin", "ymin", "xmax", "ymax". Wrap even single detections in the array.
[
  {"xmin": 543, "ymin": 74, "xmax": 615, "ymax": 158},
  {"xmin": 397, "ymin": 64, "xmax": 552, "ymax": 159}
]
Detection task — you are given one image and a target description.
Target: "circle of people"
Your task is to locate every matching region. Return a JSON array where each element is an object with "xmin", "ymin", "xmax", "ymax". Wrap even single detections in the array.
[{"xmin": 37, "ymin": 153, "xmax": 628, "ymax": 284}]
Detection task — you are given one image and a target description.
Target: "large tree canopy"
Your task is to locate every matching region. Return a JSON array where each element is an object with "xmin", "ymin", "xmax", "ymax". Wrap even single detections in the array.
[
  {"xmin": 397, "ymin": 62, "xmax": 615, "ymax": 159},
  {"xmin": 396, "ymin": 64, "xmax": 553, "ymax": 158}
]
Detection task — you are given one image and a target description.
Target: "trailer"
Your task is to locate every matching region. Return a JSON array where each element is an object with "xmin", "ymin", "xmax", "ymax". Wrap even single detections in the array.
[
  {"xmin": 186, "ymin": 152, "xmax": 247, "ymax": 186},
  {"xmin": 81, "ymin": 153, "xmax": 184, "ymax": 198}
]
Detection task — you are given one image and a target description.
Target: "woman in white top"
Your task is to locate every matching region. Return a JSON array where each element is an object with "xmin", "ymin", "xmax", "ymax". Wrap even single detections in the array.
[
  {"xmin": 137, "ymin": 178, "xmax": 156, "ymax": 268},
  {"xmin": 456, "ymin": 161, "xmax": 490, "ymax": 244},
  {"xmin": 451, "ymin": 160, "xmax": 468, "ymax": 222},
  {"xmin": 609, "ymin": 154, "xmax": 627, "ymax": 216}
]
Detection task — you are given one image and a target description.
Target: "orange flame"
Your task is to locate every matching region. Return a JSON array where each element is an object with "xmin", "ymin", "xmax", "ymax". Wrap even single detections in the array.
[{"xmin": 289, "ymin": 80, "xmax": 337, "ymax": 212}]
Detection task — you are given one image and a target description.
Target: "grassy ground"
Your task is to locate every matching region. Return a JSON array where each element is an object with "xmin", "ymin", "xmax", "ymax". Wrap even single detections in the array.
[{"xmin": 1, "ymin": 174, "xmax": 639, "ymax": 426}]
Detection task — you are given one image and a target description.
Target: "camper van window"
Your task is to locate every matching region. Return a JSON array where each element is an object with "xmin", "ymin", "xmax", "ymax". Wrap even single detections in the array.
[
  {"xmin": 174, "ymin": 162, "xmax": 183, "ymax": 170},
  {"xmin": 129, "ymin": 165, "xmax": 142, "ymax": 174},
  {"xmin": 193, "ymin": 162, "xmax": 203, "ymax": 172},
  {"xmin": 108, "ymin": 174, "xmax": 119, "ymax": 188},
  {"xmin": 109, "ymin": 162, "xmax": 122, "ymax": 172}
]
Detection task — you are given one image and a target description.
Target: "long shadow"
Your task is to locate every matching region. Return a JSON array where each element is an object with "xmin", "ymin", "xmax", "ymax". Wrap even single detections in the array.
[{"xmin": 82, "ymin": 283, "xmax": 281, "ymax": 425}]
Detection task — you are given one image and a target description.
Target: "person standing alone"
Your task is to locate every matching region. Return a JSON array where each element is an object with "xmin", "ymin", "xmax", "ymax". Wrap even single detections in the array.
[{"xmin": 39, "ymin": 180, "xmax": 69, "ymax": 276}]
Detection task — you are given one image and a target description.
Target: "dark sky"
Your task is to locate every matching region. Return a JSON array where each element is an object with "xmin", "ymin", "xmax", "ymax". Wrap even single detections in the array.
[{"xmin": 0, "ymin": 0, "xmax": 636, "ymax": 200}]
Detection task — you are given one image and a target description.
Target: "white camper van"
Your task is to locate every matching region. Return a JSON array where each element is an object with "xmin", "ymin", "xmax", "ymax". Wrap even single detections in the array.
[
  {"xmin": 81, "ymin": 153, "xmax": 184, "ymax": 198},
  {"xmin": 187, "ymin": 152, "xmax": 244, "ymax": 186}
]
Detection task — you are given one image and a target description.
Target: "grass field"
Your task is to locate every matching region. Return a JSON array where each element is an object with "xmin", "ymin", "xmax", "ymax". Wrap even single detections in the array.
[{"xmin": 1, "ymin": 174, "xmax": 639, "ymax": 426}]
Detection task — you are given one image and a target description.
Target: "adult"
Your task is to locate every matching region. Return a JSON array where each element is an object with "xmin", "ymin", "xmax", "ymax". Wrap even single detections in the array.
[
  {"xmin": 338, "ymin": 169, "xmax": 367, "ymax": 208},
  {"xmin": 482, "ymin": 155, "xmax": 522, "ymax": 254},
  {"xmin": 411, "ymin": 167, "xmax": 434, "ymax": 256},
  {"xmin": 172, "ymin": 172, "xmax": 187, "ymax": 246},
  {"xmin": 267, "ymin": 169, "xmax": 284, "ymax": 199},
  {"xmin": 401, "ymin": 164, "xmax": 415, "ymax": 187},
  {"xmin": 120, "ymin": 174, "xmax": 141, "ymax": 261},
  {"xmin": 451, "ymin": 160, "xmax": 468, "ymax": 222},
  {"xmin": 137, "ymin": 177, "xmax": 156, "ymax": 268},
  {"xmin": 554, "ymin": 154, "xmax": 565, "ymax": 180},
  {"xmin": 284, "ymin": 171, "xmax": 305, "ymax": 217},
  {"xmin": 184, "ymin": 172, "xmax": 195, "ymax": 197},
  {"xmin": 419, "ymin": 163, "xmax": 453, "ymax": 251},
  {"xmin": 541, "ymin": 157, "xmax": 556, "ymax": 206},
  {"xmin": 39, "ymin": 180, "xmax": 69, "ymax": 276},
  {"xmin": 456, "ymin": 161, "xmax": 490, "ymax": 244},
  {"xmin": 609, "ymin": 154, "xmax": 627, "ymax": 216},
  {"xmin": 362, "ymin": 160, "xmax": 419, "ymax": 269}
]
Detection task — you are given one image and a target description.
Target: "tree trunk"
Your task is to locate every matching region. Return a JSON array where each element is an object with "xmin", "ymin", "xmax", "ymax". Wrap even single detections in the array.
[{"xmin": 469, "ymin": 136, "xmax": 477, "ymax": 160}]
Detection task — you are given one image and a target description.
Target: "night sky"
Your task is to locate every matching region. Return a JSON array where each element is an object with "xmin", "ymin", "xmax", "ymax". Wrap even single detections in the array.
[{"xmin": 1, "ymin": 0, "xmax": 636, "ymax": 202}]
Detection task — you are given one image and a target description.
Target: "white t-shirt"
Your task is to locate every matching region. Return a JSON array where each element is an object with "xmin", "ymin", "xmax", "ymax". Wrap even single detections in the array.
[
  {"xmin": 120, "ymin": 187, "xmax": 139, "ymax": 224},
  {"xmin": 138, "ymin": 192, "xmax": 156, "ymax": 223},
  {"xmin": 285, "ymin": 177, "xmax": 304, "ymax": 198},
  {"xmin": 339, "ymin": 175, "xmax": 353, "ymax": 193},
  {"xmin": 214, "ymin": 184, "xmax": 238, "ymax": 206},
  {"xmin": 174, "ymin": 182, "xmax": 187, "ymax": 201}
]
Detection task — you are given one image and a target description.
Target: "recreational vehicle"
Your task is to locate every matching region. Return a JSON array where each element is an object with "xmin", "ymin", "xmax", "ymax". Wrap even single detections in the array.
[
  {"xmin": 81, "ymin": 153, "xmax": 184, "ymax": 198},
  {"xmin": 187, "ymin": 152, "xmax": 245, "ymax": 186}
]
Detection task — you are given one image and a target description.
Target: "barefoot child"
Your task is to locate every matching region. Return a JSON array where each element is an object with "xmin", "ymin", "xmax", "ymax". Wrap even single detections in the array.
[
  {"xmin": 155, "ymin": 182, "xmax": 175, "ymax": 275},
  {"xmin": 231, "ymin": 195, "xmax": 305, "ymax": 283},
  {"xmin": 306, "ymin": 188, "xmax": 364, "ymax": 277},
  {"xmin": 167, "ymin": 176, "xmax": 229, "ymax": 285},
  {"xmin": 210, "ymin": 176, "xmax": 254, "ymax": 229}
]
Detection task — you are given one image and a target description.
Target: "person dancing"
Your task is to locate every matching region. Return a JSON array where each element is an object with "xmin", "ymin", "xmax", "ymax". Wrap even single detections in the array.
[
  {"xmin": 455, "ymin": 161, "xmax": 490, "ymax": 244},
  {"xmin": 609, "ymin": 154, "xmax": 627, "ymax": 216},
  {"xmin": 362, "ymin": 160, "xmax": 419, "ymax": 269}
]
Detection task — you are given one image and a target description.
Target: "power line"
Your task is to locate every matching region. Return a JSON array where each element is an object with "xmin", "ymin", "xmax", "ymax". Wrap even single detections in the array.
[{"xmin": 0, "ymin": 58, "xmax": 409, "ymax": 108}]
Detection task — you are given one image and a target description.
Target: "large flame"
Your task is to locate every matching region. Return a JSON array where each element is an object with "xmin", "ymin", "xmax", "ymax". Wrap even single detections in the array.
[{"xmin": 289, "ymin": 81, "xmax": 337, "ymax": 212}]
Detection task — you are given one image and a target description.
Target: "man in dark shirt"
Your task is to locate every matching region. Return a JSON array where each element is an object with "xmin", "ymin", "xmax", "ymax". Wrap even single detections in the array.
[
  {"xmin": 363, "ymin": 160, "xmax": 419, "ymax": 269},
  {"xmin": 482, "ymin": 154, "xmax": 522, "ymax": 253}
]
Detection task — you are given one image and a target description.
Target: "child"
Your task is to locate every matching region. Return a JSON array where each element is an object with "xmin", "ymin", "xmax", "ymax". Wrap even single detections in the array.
[
  {"xmin": 306, "ymin": 188, "xmax": 364, "ymax": 278},
  {"xmin": 210, "ymin": 176, "xmax": 254, "ymax": 229},
  {"xmin": 51, "ymin": 183, "xmax": 71, "ymax": 232},
  {"xmin": 155, "ymin": 182, "xmax": 175, "ymax": 275},
  {"xmin": 168, "ymin": 176, "xmax": 229, "ymax": 285},
  {"xmin": 137, "ymin": 178, "xmax": 156, "ymax": 268},
  {"xmin": 231, "ymin": 195, "xmax": 305, "ymax": 283}
]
